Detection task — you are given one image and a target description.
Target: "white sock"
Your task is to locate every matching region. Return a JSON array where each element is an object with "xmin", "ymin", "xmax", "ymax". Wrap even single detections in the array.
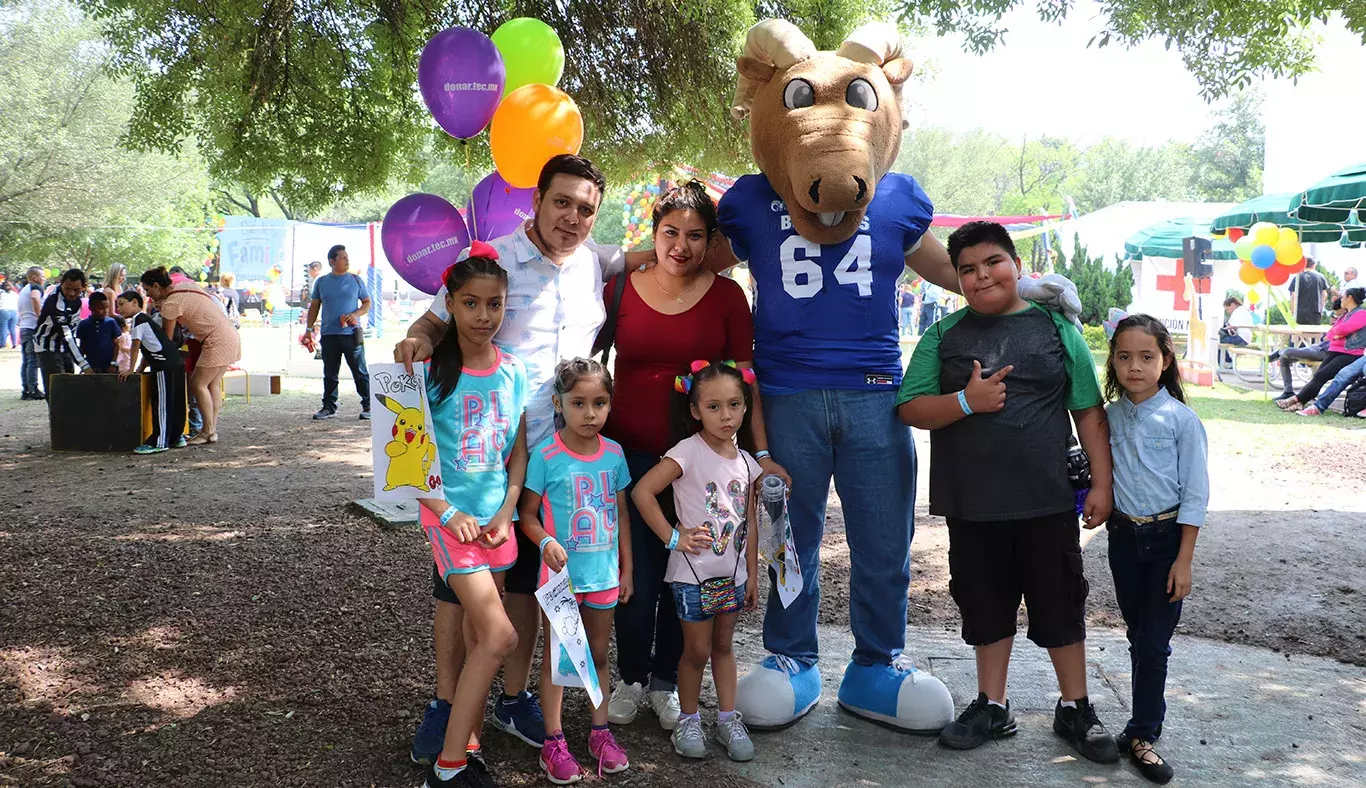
[
  {"xmin": 987, "ymin": 698, "xmax": 1008, "ymax": 709},
  {"xmin": 434, "ymin": 760, "xmax": 466, "ymax": 781},
  {"xmin": 1060, "ymin": 700, "xmax": 1078, "ymax": 709}
]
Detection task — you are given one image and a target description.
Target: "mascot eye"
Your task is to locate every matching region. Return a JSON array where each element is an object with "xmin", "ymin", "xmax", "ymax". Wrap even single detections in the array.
[
  {"xmin": 783, "ymin": 79, "xmax": 815, "ymax": 109},
  {"xmin": 845, "ymin": 78, "xmax": 877, "ymax": 111}
]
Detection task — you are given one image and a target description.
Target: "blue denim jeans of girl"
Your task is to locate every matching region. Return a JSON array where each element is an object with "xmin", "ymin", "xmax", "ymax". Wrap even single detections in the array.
[
  {"xmin": 760, "ymin": 388, "xmax": 917, "ymax": 667},
  {"xmin": 1107, "ymin": 512, "xmax": 1184, "ymax": 743}
]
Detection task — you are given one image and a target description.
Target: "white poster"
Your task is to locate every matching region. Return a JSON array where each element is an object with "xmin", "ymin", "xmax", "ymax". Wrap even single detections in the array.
[
  {"xmin": 368, "ymin": 363, "xmax": 442, "ymax": 500},
  {"xmin": 535, "ymin": 567, "xmax": 603, "ymax": 708},
  {"xmin": 764, "ymin": 493, "xmax": 803, "ymax": 609}
]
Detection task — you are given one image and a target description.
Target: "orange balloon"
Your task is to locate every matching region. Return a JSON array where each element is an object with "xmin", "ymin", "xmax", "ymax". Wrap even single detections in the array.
[
  {"xmin": 1264, "ymin": 264, "xmax": 1291, "ymax": 286},
  {"xmin": 490, "ymin": 84, "xmax": 584, "ymax": 189},
  {"xmin": 1238, "ymin": 261, "xmax": 1263, "ymax": 285}
]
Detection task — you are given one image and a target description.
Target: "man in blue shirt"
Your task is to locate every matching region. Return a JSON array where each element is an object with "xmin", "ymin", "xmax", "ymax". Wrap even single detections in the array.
[{"xmin": 307, "ymin": 244, "xmax": 372, "ymax": 420}]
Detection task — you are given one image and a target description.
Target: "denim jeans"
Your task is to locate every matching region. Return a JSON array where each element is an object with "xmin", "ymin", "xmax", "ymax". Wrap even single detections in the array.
[
  {"xmin": 918, "ymin": 304, "xmax": 939, "ymax": 336},
  {"xmin": 321, "ymin": 332, "xmax": 370, "ymax": 412},
  {"xmin": 1107, "ymin": 513, "xmax": 1184, "ymax": 742},
  {"xmin": 0, "ymin": 309, "xmax": 16, "ymax": 348},
  {"xmin": 761, "ymin": 388, "xmax": 917, "ymax": 667},
  {"xmin": 1277, "ymin": 345, "xmax": 1327, "ymax": 395},
  {"xmin": 188, "ymin": 394, "xmax": 203, "ymax": 434},
  {"xmin": 613, "ymin": 449, "xmax": 682, "ymax": 687},
  {"xmin": 37, "ymin": 351, "xmax": 74, "ymax": 403},
  {"xmin": 1312, "ymin": 353, "xmax": 1366, "ymax": 411},
  {"xmin": 20, "ymin": 327, "xmax": 41, "ymax": 395}
]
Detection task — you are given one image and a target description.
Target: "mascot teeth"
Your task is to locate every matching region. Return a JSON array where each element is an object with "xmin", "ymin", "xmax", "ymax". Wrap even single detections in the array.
[{"xmin": 819, "ymin": 211, "xmax": 846, "ymax": 227}]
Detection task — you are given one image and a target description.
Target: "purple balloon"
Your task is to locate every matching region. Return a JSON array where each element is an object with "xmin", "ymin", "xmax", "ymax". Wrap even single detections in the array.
[
  {"xmin": 418, "ymin": 27, "xmax": 505, "ymax": 139},
  {"xmin": 465, "ymin": 171, "xmax": 536, "ymax": 241},
  {"xmin": 381, "ymin": 194, "xmax": 470, "ymax": 295}
]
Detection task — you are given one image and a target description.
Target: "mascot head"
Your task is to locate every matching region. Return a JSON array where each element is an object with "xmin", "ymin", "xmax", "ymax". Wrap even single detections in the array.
[{"xmin": 732, "ymin": 19, "xmax": 912, "ymax": 245}]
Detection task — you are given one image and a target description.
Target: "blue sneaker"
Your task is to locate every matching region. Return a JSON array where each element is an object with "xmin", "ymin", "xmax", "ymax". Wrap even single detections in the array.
[
  {"xmin": 410, "ymin": 698, "xmax": 451, "ymax": 765},
  {"xmin": 837, "ymin": 656, "xmax": 955, "ymax": 733},
  {"xmin": 734, "ymin": 655, "xmax": 821, "ymax": 729},
  {"xmin": 491, "ymin": 691, "xmax": 545, "ymax": 748}
]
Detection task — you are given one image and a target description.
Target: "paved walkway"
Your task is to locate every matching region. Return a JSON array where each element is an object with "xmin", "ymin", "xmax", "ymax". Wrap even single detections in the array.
[{"xmin": 722, "ymin": 624, "xmax": 1364, "ymax": 788}]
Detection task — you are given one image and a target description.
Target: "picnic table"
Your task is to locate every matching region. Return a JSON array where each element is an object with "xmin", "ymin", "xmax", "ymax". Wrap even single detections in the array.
[{"xmin": 1225, "ymin": 324, "xmax": 1330, "ymax": 390}]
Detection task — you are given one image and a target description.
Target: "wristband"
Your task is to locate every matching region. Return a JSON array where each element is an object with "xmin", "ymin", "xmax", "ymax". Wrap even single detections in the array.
[
  {"xmin": 754, "ymin": 450, "xmax": 771, "ymax": 461},
  {"xmin": 439, "ymin": 507, "xmax": 457, "ymax": 527},
  {"xmin": 666, "ymin": 530, "xmax": 680, "ymax": 550},
  {"xmin": 539, "ymin": 535, "xmax": 556, "ymax": 553},
  {"xmin": 957, "ymin": 389, "xmax": 973, "ymax": 416}
]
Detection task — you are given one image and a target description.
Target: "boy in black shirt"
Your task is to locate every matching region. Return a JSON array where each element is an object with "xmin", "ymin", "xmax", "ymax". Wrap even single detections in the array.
[
  {"xmin": 116, "ymin": 291, "xmax": 186, "ymax": 454},
  {"xmin": 897, "ymin": 222, "xmax": 1117, "ymax": 763}
]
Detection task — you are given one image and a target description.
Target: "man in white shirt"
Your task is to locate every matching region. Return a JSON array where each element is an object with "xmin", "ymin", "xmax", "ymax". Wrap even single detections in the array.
[
  {"xmin": 1219, "ymin": 294, "xmax": 1255, "ymax": 366},
  {"xmin": 18, "ymin": 267, "xmax": 47, "ymax": 399},
  {"xmin": 395, "ymin": 154, "xmax": 647, "ymax": 765}
]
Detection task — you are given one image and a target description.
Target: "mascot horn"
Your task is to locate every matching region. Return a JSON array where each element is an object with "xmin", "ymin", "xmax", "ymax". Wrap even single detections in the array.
[{"xmin": 720, "ymin": 18, "xmax": 955, "ymax": 733}]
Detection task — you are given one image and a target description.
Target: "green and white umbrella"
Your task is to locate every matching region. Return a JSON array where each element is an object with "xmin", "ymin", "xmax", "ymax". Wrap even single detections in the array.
[
  {"xmin": 1211, "ymin": 192, "xmax": 1360, "ymax": 243},
  {"xmin": 1290, "ymin": 162, "xmax": 1366, "ymax": 225},
  {"xmin": 1124, "ymin": 217, "xmax": 1237, "ymax": 261}
]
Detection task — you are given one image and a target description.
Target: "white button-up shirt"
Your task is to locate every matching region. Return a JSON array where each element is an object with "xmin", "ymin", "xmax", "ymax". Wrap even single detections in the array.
[{"xmin": 430, "ymin": 224, "xmax": 624, "ymax": 448}]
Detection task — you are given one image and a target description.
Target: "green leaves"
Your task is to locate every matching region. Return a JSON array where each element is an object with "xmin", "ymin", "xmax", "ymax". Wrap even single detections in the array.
[{"xmin": 896, "ymin": 0, "xmax": 1351, "ymax": 101}]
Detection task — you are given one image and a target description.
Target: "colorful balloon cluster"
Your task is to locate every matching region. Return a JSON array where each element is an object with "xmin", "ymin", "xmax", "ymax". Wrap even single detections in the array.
[
  {"xmin": 620, "ymin": 180, "xmax": 671, "ymax": 249},
  {"xmin": 386, "ymin": 18, "xmax": 577, "ymax": 293},
  {"xmin": 1231, "ymin": 223, "xmax": 1305, "ymax": 287}
]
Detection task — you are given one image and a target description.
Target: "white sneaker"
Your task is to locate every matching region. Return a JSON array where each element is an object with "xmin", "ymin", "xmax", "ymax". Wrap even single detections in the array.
[
  {"xmin": 608, "ymin": 682, "xmax": 644, "ymax": 725},
  {"xmin": 648, "ymin": 688, "xmax": 681, "ymax": 731}
]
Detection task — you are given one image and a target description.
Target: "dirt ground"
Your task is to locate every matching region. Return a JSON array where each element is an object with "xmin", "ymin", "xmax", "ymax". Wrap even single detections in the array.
[{"xmin": 1, "ymin": 350, "xmax": 1363, "ymax": 788}]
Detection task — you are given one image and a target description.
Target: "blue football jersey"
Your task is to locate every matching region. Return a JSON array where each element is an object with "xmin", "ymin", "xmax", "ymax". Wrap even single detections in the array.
[{"xmin": 718, "ymin": 172, "xmax": 933, "ymax": 392}]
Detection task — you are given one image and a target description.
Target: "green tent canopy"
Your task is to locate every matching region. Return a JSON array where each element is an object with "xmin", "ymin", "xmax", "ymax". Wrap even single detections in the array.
[
  {"xmin": 1211, "ymin": 192, "xmax": 1360, "ymax": 243},
  {"xmin": 1290, "ymin": 162, "xmax": 1366, "ymax": 224},
  {"xmin": 1124, "ymin": 217, "xmax": 1237, "ymax": 261}
]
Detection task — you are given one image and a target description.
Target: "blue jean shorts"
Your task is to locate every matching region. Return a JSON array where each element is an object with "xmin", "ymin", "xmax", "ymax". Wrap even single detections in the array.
[{"xmin": 671, "ymin": 580, "xmax": 746, "ymax": 623}]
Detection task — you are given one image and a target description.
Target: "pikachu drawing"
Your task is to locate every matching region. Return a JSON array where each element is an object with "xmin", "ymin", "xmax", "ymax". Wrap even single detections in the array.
[{"xmin": 375, "ymin": 393, "xmax": 436, "ymax": 492}]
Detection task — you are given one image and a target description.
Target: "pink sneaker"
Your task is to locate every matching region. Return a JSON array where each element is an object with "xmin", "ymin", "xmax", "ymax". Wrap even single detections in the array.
[
  {"xmin": 1298, "ymin": 405, "xmax": 1323, "ymax": 416},
  {"xmin": 588, "ymin": 727, "xmax": 629, "ymax": 776},
  {"xmin": 539, "ymin": 736, "xmax": 583, "ymax": 785}
]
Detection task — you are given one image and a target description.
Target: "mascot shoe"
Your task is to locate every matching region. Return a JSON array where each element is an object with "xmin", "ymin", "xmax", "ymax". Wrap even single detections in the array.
[
  {"xmin": 837, "ymin": 656, "xmax": 955, "ymax": 733},
  {"xmin": 735, "ymin": 655, "xmax": 822, "ymax": 729}
]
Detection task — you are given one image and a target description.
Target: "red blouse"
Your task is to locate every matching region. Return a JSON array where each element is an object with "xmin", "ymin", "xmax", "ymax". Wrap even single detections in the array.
[{"xmin": 602, "ymin": 274, "xmax": 754, "ymax": 457}]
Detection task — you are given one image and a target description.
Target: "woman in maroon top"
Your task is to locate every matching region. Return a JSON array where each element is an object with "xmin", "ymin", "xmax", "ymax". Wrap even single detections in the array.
[{"xmin": 602, "ymin": 181, "xmax": 789, "ymax": 729}]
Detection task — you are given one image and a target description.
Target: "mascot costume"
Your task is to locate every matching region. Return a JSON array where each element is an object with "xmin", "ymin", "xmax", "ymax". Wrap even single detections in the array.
[
  {"xmin": 722, "ymin": 18, "xmax": 1081, "ymax": 733},
  {"xmin": 721, "ymin": 18, "xmax": 955, "ymax": 733}
]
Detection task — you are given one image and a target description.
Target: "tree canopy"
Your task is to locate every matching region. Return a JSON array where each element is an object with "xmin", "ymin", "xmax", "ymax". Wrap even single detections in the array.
[
  {"xmin": 71, "ymin": 0, "xmax": 1336, "ymax": 216},
  {"xmin": 0, "ymin": 1, "xmax": 214, "ymax": 274}
]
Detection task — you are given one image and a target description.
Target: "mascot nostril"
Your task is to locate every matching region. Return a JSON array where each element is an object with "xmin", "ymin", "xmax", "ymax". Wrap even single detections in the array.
[{"xmin": 726, "ymin": 18, "xmax": 955, "ymax": 736}]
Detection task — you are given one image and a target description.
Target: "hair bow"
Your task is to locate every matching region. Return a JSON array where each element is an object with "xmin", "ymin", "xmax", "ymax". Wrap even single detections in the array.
[
  {"xmin": 1102, "ymin": 308, "xmax": 1130, "ymax": 340},
  {"xmin": 442, "ymin": 240, "xmax": 501, "ymax": 283},
  {"xmin": 674, "ymin": 359, "xmax": 757, "ymax": 394}
]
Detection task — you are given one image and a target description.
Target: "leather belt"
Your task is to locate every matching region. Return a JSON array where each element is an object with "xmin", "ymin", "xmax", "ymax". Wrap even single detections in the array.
[{"xmin": 1116, "ymin": 510, "xmax": 1179, "ymax": 524}]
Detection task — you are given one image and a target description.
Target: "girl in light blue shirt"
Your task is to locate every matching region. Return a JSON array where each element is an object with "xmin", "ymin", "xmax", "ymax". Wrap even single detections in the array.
[{"xmin": 1103, "ymin": 314, "xmax": 1209, "ymax": 785}]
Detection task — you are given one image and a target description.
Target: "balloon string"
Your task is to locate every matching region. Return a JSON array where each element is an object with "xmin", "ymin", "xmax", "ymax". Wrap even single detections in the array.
[{"xmin": 465, "ymin": 143, "xmax": 478, "ymax": 242}]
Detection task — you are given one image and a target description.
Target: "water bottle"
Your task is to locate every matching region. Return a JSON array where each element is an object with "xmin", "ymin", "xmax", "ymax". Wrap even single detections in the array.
[
  {"xmin": 1065, "ymin": 435, "xmax": 1091, "ymax": 490},
  {"xmin": 759, "ymin": 475, "xmax": 788, "ymax": 562},
  {"xmin": 1066, "ymin": 435, "xmax": 1090, "ymax": 516}
]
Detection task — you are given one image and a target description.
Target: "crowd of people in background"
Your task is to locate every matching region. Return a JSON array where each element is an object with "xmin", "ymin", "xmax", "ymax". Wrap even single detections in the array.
[{"xmin": 3, "ymin": 263, "xmax": 243, "ymax": 449}]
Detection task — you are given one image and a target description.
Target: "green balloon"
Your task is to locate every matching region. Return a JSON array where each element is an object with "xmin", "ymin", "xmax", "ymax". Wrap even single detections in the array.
[{"xmin": 491, "ymin": 17, "xmax": 565, "ymax": 96}]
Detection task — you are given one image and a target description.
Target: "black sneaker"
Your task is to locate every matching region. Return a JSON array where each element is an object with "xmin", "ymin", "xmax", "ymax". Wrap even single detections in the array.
[
  {"xmin": 938, "ymin": 692, "xmax": 1017, "ymax": 750},
  {"xmin": 312, "ymin": 408, "xmax": 336, "ymax": 420},
  {"xmin": 464, "ymin": 751, "xmax": 496, "ymax": 788},
  {"xmin": 420, "ymin": 763, "xmax": 485, "ymax": 788},
  {"xmin": 1126, "ymin": 738, "xmax": 1174, "ymax": 784},
  {"xmin": 1053, "ymin": 697, "xmax": 1119, "ymax": 763}
]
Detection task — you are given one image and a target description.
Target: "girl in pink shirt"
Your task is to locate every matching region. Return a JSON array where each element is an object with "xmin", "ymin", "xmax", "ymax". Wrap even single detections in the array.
[{"xmin": 631, "ymin": 361, "xmax": 761, "ymax": 763}]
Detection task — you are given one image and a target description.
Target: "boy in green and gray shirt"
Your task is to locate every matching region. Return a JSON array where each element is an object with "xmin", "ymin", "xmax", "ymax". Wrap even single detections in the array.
[{"xmin": 897, "ymin": 221, "xmax": 1118, "ymax": 765}]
